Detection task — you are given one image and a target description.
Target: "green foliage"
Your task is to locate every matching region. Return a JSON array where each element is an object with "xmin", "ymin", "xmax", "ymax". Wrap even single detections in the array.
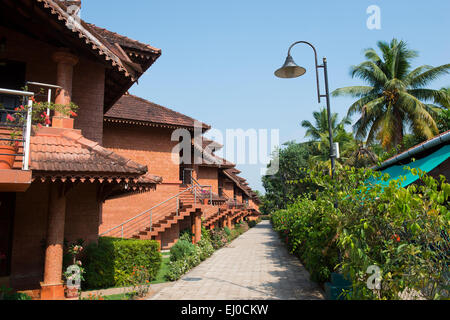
[
  {"xmin": 223, "ymin": 227, "xmax": 231, "ymax": 236},
  {"xmin": 197, "ymin": 238, "xmax": 214, "ymax": 261},
  {"xmin": 170, "ymin": 239, "xmax": 196, "ymax": 262},
  {"xmin": 0, "ymin": 286, "xmax": 32, "ymax": 300},
  {"xmin": 271, "ymin": 166, "xmax": 450, "ymax": 299},
  {"xmin": 209, "ymin": 229, "xmax": 228, "ymax": 249},
  {"xmin": 261, "ymin": 141, "xmax": 318, "ymax": 213},
  {"xmin": 84, "ymin": 237, "xmax": 161, "ymax": 290},
  {"xmin": 271, "ymin": 195, "xmax": 339, "ymax": 283},
  {"xmin": 332, "ymin": 38, "xmax": 450, "ymax": 151}
]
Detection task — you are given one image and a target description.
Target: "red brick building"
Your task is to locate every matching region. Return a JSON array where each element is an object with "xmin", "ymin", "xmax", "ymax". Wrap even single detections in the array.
[
  {"xmin": 0, "ymin": 0, "xmax": 161, "ymax": 299},
  {"xmin": 0, "ymin": 0, "xmax": 260, "ymax": 299},
  {"xmin": 100, "ymin": 94, "xmax": 261, "ymax": 249}
]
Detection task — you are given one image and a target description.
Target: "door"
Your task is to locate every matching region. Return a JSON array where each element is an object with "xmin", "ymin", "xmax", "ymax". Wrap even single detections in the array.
[
  {"xmin": 0, "ymin": 60, "xmax": 26, "ymax": 121},
  {"xmin": 0, "ymin": 193, "xmax": 15, "ymax": 277}
]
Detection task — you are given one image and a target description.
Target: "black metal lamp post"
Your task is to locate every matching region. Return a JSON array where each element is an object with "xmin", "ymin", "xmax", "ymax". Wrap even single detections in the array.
[{"xmin": 274, "ymin": 41, "xmax": 336, "ymax": 178}]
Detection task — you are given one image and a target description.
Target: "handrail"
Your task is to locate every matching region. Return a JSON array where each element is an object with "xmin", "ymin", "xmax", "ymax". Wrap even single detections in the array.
[
  {"xmin": 100, "ymin": 184, "xmax": 198, "ymax": 237},
  {"xmin": 0, "ymin": 88, "xmax": 34, "ymax": 170},
  {"xmin": 191, "ymin": 176, "xmax": 213, "ymax": 205}
]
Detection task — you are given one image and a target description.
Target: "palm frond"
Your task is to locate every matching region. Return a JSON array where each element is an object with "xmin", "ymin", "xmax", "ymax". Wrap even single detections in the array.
[{"xmin": 408, "ymin": 64, "xmax": 450, "ymax": 89}]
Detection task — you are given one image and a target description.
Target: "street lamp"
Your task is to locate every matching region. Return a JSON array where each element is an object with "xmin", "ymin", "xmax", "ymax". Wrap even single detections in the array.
[{"xmin": 274, "ymin": 41, "xmax": 336, "ymax": 178}]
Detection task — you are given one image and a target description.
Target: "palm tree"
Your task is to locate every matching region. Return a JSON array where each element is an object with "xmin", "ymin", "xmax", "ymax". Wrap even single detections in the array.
[
  {"xmin": 301, "ymin": 108, "xmax": 353, "ymax": 167},
  {"xmin": 332, "ymin": 39, "xmax": 450, "ymax": 151}
]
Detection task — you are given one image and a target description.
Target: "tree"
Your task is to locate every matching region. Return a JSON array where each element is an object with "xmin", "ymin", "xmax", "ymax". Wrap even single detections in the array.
[
  {"xmin": 262, "ymin": 141, "xmax": 316, "ymax": 213},
  {"xmin": 333, "ymin": 39, "xmax": 450, "ymax": 151},
  {"xmin": 301, "ymin": 108, "xmax": 354, "ymax": 168}
]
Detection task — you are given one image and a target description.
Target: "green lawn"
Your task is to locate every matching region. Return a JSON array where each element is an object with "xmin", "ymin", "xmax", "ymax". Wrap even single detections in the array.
[
  {"xmin": 150, "ymin": 254, "xmax": 170, "ymax": 284},
  {"xmin": 103, "ymin": 293, "xmax": 132, "ymax": 300}
]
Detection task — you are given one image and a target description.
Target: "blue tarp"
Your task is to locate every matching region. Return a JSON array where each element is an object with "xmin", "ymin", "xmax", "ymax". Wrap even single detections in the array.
[{"xmin": 376, "ymin": 144, "xmax": 450, "ymax": 187}]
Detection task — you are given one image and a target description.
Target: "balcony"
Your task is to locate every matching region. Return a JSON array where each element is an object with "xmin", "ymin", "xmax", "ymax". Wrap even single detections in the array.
[{"xmin": 0, "ymin": 88, "xmax": 33, "ymax": 192}]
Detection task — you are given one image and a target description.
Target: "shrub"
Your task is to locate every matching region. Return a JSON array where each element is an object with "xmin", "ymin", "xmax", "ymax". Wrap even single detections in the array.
[
  {"xmin": 248, "ymin": 220, "xmax": 259, "ymax": 228},
  {"xmin": 165, "ymin": 259, "xmax": 190, "ymax": 281},
  {"xmin": 170, "ymin": 239, "xmax": 196, "ymax": 262},
  {"xmin": 272, "ymin": 166, "xmax": 450, "ymax": 300},
  {"xmin": 84, "ymin": 237, "xmax": 161, "ymax": 289},
  {"xmin": 223, "ymin": 227, "xmax": 231, "ymax": 236},
  {"xmin": 210, "ymin": 229, "xmax": 228, "ymax": 249},
  {"xmin": 197, "ymin": 238, "xmax": 214, "ymax": 261}
]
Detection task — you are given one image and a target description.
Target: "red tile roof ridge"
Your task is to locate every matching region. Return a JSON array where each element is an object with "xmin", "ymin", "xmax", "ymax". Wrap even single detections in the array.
[
  {"xmin": 86, "ymin": 23, "xmax": 161, "ymax": 54},
  {"xmin": 106, "ymin": 94, "xmax": 211, "ymax": 129}
]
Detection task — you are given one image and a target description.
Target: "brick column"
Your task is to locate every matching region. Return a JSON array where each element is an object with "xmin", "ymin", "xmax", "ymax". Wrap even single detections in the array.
[
  {"xmin": 52, "ymin": 50, "xmax": 78, "ymax": 129},
  {"xmin": 40, "ymin": 183, "xmax": 66, "ymax": 300},
  {"xmin": 191, "ymin": 210, "xmax": 202, "ymax": 244}
]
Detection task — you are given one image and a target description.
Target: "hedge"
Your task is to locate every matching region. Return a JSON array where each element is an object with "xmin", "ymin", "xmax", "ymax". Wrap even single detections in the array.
[{"xmin": 84, "ymin": 237, "xmax": 161, "ymax": 289}]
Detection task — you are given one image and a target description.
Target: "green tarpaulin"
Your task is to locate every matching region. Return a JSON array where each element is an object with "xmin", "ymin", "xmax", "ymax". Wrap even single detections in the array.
[{"xmin": 377, "ymin": 144, "xmax": 450, "ymax": 187}]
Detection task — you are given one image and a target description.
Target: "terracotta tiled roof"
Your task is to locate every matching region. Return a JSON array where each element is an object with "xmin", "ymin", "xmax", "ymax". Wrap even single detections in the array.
[
  {"xmin": 223, "ymin": 168, "xmax": 251, "ymax": 196},
  {"xmin": 105, "ymin": 94, "xmax": 210, "ymax": 130},
  {"xmin": 30, "ymin": 128, "xmax": 162, "ymax": 185},
  {"xmin": 192, "ymin": 140, "xmax": 235, "ymax": 168},
  {"xmin": 203, "ymin": 139, "xmax": 223, "ymax": 150},
  {"xmin": 87, "ymin": 24, "xmax": 161, "ymax": 55}
]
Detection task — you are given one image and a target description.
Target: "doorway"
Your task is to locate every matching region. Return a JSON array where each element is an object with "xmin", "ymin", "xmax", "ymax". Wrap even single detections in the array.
[{"xmin": 0, "ymin": 193, "xmax": 15, "ymax": 278}]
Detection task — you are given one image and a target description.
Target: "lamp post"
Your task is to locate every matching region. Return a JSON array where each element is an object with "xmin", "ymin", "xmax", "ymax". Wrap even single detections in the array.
[{"xmin": 274, "ymin": 41, "xmax": 336, "ymax": 178}]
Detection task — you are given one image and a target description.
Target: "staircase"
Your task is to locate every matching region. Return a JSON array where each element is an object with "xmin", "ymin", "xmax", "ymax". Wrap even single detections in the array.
[{"xmin": 99, "ymin": 179, "xmax": 223, "ymax": 242}]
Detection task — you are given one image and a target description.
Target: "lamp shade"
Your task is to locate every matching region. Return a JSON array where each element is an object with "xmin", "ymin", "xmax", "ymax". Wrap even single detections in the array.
[{"xmin": 274, "ymin": 55, "xmax": 306, "ymax": 79}]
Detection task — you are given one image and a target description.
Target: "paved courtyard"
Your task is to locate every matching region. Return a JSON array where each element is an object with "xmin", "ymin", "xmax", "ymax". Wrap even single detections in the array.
[{"xmin": 149, "ymin": 221, "xmax": 324, "ymax": 300}]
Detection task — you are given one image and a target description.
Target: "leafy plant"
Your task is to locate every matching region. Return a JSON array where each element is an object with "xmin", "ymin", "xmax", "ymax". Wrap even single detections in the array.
[
  {"xmin": 333, "ymin": 38, "xmax": 450, "ymax": 151},
  {"xmin": 272, "ymin": 165, "xmax": 450, "ymax": 299},
  {"xmin": 84, "ymin": 237, "xmax": 161, "ymax": 289},
  {"xmin": 170, "ymin": 239, "xmax": 196, "ymax": 262}
]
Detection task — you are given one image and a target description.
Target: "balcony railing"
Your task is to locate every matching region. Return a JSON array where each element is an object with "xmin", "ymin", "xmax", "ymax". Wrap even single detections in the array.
[{"xmin": 0, "ymin": 88, "xmax": 34, "ymax": 170}]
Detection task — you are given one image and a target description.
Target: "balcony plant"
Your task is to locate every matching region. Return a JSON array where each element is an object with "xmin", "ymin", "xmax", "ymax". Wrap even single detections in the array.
[{"xmin": 0, "ymin": 97, "xmax": 78, "ymax": 169}]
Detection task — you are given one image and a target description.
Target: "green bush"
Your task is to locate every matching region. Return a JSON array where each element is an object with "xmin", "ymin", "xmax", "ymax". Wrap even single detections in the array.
[
  {"xmin": 197, "ymin": 238, "xmax": 214, "ymax": 261},
  {"xmin": 84, "ymin": 237, "xmax": 161, "ymax": 289},
  {"xmin": 165, "ymin": 259, "xmax": 190, "ymax": 281},
  {"xmin": 210, "ymin": 229, "xmax": 228, "ymax": 249},
  {"xmin": 223, "ymin": 227, "xmax": 231, "ymax": 236},
  {"xmin": 170, "ymin": 239, "xmax": 196, "ymax": 262},
  {"xmin": 272, "ymin": 166, "xmax": 450, "ymax": 300},
  {"xmin": 248, "ymin": 220, "xmax": 257, "ymax": 228}
]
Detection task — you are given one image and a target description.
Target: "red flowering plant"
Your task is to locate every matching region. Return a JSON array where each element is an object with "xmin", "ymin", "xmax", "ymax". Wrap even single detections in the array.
[{"xmin": 1, "ymin": 93, "xmax": 78, "ymax": 149}]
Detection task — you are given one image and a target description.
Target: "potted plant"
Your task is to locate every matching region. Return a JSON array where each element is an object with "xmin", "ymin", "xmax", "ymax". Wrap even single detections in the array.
[
  {"xmin": 63, "ymin": 243, "xmax": 85, "ymax": 299},
  {"xmin": 0, "ymin": 96, "xmax": 78, "ymax": 169}
]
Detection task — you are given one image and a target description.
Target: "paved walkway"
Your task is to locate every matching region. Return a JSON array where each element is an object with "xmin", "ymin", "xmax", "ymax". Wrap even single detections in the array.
[{"xmin": 149, "ymin": 221, "xmax": 324, "ymax": 300}]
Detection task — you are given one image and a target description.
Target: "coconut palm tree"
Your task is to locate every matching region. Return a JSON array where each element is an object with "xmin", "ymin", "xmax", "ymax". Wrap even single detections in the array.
[
  {"xmin": 332, "ymin": 39, "xmax": 450, "ymax": 151},
  {"xmin": 301, "ymin": 108, "xmax": 353, "ymax": 168}
]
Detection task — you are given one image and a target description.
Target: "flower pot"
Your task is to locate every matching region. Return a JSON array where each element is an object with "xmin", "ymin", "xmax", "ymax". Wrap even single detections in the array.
[
  {"xmin": 65, "ymin": 287, "xmax": 79, "ymax": 299},
  {"xmin": 0, "ymin": 145, "xmax": 17, "ymax": 169}
]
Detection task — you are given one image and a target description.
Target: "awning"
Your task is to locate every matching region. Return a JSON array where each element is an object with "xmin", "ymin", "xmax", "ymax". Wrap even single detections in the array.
[{"xmin": 377, "ymin": 144, "xmax": 450, "ymax": 187}]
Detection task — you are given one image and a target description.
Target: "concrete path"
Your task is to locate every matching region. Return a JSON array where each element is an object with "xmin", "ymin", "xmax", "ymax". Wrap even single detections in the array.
[{"xmin": 149, "ymin": 221, "xmax": 324, "ymax": 300}]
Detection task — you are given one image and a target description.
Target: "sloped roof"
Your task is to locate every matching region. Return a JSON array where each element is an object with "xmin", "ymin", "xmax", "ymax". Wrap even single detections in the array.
[
  {"xmin": 87, "ymin": 23, "xmax": 160, "ymax": 56},
  {"xmin": 376, "ymin": 130, "xmax": 450, "ymax": 171},
  {"xmin": 21, "ymin": 0, "xmax": 162, "ymax": 110},
  {"xmin": 30, "ymin": 127, "xmax": 162, "ymax": 185},
  {"xmin": 105, "ymin": 94, "xmax": 210, "ymax": 130}
]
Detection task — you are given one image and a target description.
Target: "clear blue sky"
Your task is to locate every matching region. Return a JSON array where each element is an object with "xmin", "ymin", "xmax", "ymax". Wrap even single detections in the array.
[{"xmin": 82, "ymin": 0, "xmax": 450, "ymax": 193}]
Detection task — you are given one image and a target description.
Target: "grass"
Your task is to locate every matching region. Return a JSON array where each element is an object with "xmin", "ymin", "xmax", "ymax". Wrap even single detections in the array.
[
  {"xmin": 150, "ymin": 254, "xmax": 171, "ymax": 284},
  {"xmin": 103, "ymin": 293, "xmax": 133, "ymax": 300}
]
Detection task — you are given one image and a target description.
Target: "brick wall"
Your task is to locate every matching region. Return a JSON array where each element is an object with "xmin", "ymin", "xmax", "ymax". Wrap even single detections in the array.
[
  {"xmin": 10, "ymin": 181, "xmax": 101, "ymax": 290},
  {"xmin": 197, "ymin": 167, "xmax": 219, "ymax": 194},
  {"xmin": 0, "ymin": 26, "xmax": 106, "ymax": 144},
  {"xmin": 101, "ymin": 123, "xmax": 184, "ymax": 236},
  {"xmin": 222, "ymin": 179, "xmax": 234, "ymax": 199},
  {"xmin": 72, "ymin": 58, "xmax": 105, "ymax": 144}
]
